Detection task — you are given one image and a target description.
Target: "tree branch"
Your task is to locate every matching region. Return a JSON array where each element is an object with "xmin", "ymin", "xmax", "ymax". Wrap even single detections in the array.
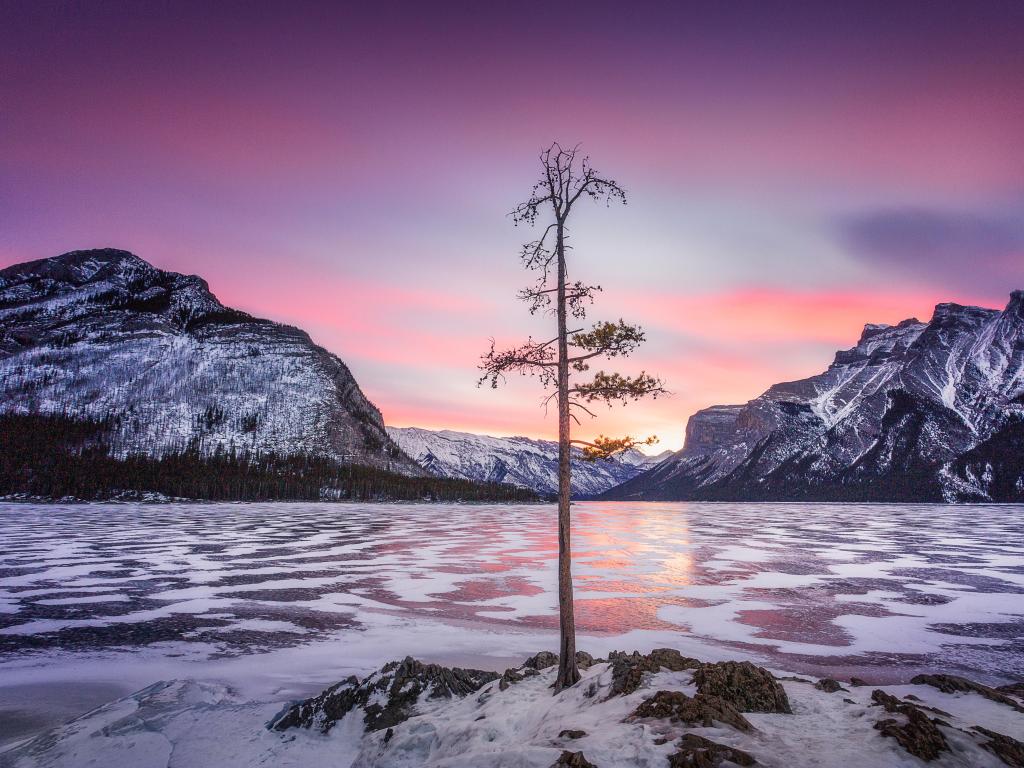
[
  {"xmin": 477, "ymin": 337, "xmax": 559, "ymax": 389},
  {"xmin": 571, "ymin": 434, "xmax": 659, "ymax": 461},
  {"xmin": 569, "ymin": 371, "xmax": 667, "ymax": 404}
]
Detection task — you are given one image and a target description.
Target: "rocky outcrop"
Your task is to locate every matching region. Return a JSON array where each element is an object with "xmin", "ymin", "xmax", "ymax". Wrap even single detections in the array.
[
  {"xmin": 997, "ymin": 682, "xmax": 1024, "ymax": 698},
  {"xmin": 692, "ymin": 661, "xmax": 792, "ymax": 714},
  {"xmin": 871, "ymin": 689, "xmax": 949, "ymax": 761},
  {"xmin": 628, "ymin": 689, "xmax": 752, "ymax": 732},
  {"xmin": 607, "ymin": 649, "xmax": 701, "ymax": 697},
  {"xmin": 550, "ymin": 752, "xmax": 597, "ymax": 768},
  {"xmin": 525, "ymin": 651, "xmax": 560, "ymax": 670},
  {"xmin": 911, "ymin": 673, "xmax": 1024, "ymax": 712},
  {"xmin": 669, "ymin": 733, "xmax": 757, "ymax": 767},
  {"xmin": 271, "ymin": 656, "xmax": 498, "ymax": 733},
  {"xmin": 973, "ymin": 726, "xmax": 1024, "ymax": 768},
  {"xmin": 815, "ymin": 678, "xmax": 846, "ymax": 693}
]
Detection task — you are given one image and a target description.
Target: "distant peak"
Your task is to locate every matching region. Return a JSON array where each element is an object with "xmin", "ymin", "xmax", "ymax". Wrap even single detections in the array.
[
  {"xmin": 856, "ymin": 318, "xmax": 922, "ymax": 345},
  {"xmin": 0, "ymin": 248, "xmax": 159, "ymax": 288},
  {"xmin": 930, "ymin": 301, "xmax": 998, "ymax": 325},
  {"xmin": 858, "ymin": 323, "xmax": 891, "ymax": 342},
  {"xmin": 56, "ymin": 247, "xmax": 142, "ymax": 264}
]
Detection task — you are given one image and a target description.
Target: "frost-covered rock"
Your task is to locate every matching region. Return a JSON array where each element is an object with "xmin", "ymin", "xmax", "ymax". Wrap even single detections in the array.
[
  {"xmin": 627, "ymin": 689, "xmax": 753, "ymax": 732},
  {"xmin": 910, "ymin": 674, "xmax": 1024, "ymax": 713},
  {"xmin": 271, "ymin": 656, "xmax": 499, "ymax": 733},
  {"xmin": 871, "ymin": 689, "xmax": 950, "ymax": 761},
  {"xmin": 604, "ymin": 292, "xmax": 1024, "ymax": 502},
  {"xmin": 386, "ymin": 426, "xmax": 669, "ymax": 497},
  {"xmin": 607, "ymin": 649, "xmax": 701, "ymax": 697},
  {"xmin": 0, "ymin": 249, "xmax": 421, "ymax": 473},
  {"xmin": 670, "ymin": 733, "xmax": 757, "ymax": 767},
  {"xmin": 692, "ymin": 660, "xmax": 792, "ymax": 714}
]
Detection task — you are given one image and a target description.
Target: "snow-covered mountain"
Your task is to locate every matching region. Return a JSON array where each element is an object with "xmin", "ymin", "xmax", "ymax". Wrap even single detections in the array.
[
  {"xmin": 387, "ymin": 426, "xmax": 670, "ymax": 497},
  {"xmin": 602, "ymin": 293, "xmax": 1024, "ymax": 502},
  {"xmin": 0, "ymin": 248, "xmax": 421, "ymax": 473}
]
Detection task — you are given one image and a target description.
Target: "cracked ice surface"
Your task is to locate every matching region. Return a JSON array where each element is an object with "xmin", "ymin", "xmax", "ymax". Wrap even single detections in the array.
[{"xmin": 0, "ymin": 501, "xmax": 1022, "ymax": 706}]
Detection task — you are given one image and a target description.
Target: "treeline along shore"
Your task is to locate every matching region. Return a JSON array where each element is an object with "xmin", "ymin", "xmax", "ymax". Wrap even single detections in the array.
[{"xmin": 0, "ymin": 413, "xmax": 537, "ymax": 503}]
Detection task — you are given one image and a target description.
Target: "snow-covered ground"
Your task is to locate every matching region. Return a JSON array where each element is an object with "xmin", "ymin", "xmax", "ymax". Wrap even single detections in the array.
[
  {"xmin": 0, "ymin": 501, "xmax": 1022, "ymax": 765},
  {"xmin": 2, "ymin": 655, "xmax": 1022, "ymax": 767}
]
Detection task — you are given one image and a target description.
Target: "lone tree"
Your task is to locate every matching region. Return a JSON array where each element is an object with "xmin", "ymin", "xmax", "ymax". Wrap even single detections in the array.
[{"xmin": 479, "ymin": 142, "xmax": 666, "ymax": 691}]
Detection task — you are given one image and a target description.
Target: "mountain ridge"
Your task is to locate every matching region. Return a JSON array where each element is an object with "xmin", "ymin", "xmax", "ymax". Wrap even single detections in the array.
[
  {"xmin": 602, "ymin": 292, "xmax": 1024, "ymax": 502},
  {"xmin": 387, "ymin": 425, "xmax": 670, "ymax": 497}
]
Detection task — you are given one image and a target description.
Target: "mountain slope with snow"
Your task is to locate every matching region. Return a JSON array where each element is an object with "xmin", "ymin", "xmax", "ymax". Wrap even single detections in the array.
[
  {"xmin": 603, "ymin": 292, "xmax": 1024, "ymax": 502},
  {"xmin": 386, "ymin": 426, "xmax": 669, "ymax": 497},
  {"xmin": 0, "ymin": 249, "xmax": 421, "ymax": 473}
]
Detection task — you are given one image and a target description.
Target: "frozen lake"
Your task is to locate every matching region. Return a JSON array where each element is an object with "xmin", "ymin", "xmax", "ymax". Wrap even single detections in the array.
[{"xmin": 1, "ymin": 501, "xmax": 1023, "ymax": 741}]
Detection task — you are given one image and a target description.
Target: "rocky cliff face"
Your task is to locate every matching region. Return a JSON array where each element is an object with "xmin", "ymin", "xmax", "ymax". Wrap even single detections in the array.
[
  {"xmin": 602, "ymin": 293, "xmax": 1024, "ymax": 502},
  {"xmin": 0, "ymin": 249, "xmax": 421, "ymax": 473},
  {"xmin": 386, "ymin": 426, "xmax": 670, "ymax": 497}
]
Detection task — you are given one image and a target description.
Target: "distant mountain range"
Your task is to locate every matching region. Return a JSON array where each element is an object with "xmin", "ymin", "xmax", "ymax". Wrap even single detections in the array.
[
  {"xmin": 0, "ymin": 249, "xmax": 421, "ymax": 474},
  {"xmin": 4, "ymin": 249, "xmax": 1021, "ymax": 503},
  {"xmin": 601, "ymin": 293, "xmax": 1024, "ymax": 503},
  {"xmin": 387, "ymin": 426, "xmax": 671, "ymax": 497}
]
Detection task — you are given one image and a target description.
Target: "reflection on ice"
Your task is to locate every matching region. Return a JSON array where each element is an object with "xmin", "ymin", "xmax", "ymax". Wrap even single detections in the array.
[{"xmin": 0, "ymin": 501, "xmax": 1022, "ymax": 683}]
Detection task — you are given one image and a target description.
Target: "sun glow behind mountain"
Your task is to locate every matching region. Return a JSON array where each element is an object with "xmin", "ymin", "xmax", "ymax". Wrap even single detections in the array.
[{"xmin": 2, "ymin": 2, "xmax": 1022, "ymax": 451}]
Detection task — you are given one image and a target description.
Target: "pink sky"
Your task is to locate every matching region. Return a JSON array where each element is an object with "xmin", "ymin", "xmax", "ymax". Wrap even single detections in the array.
[{"xmin": 2, "ymin": 2, "xmax": 1022, "ymax": 450}]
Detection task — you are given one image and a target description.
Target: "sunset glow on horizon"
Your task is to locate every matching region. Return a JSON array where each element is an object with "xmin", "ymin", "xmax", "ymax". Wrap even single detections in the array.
[{"xmin": 3, "ymin": 1, "xmax": 1022, "ymax": 451}]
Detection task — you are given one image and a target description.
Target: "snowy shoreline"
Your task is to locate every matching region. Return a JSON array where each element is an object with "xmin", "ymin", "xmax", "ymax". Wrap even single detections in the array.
[{"xmin": 2, "ymin": 647, "xmax": 1022, "ymax": 768}]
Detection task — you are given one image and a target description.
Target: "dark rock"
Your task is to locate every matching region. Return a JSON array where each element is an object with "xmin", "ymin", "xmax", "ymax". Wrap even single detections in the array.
[
  {"xmin": 559, "ymin": 729, "xmax": 587, "ymax": 740},
  {"xmin": 551, "ymin": 750, "xmax": 597, "ymax": 768},
  {"xmin": 874, "ymin": 689, "xmax": 951, "ymax": 718},
  {"xmin": 850, "ymin": 677, "xmax": 869, "ymax": 687},
  {"xmin": 607, "ymin": 649, "xmax": 701, "ymax": 698},
  {"xmin": 973, "ymin": 726, "xmax": 1024, "ymax": 768},
  {"xmin": 871, "ymin": 689, "xmax": 904, "ymax": 713},
  {"xmin": 271, "ymin": 656, "xmax": 498, "ymax": 733},
  {"xmin": 576, "ymin": 651, "xmax": 596, "ymax": 669},
  {"xmin": 647, "ymin": 648, "xmax": 701, "ymax": 672},
  {"xmin": 608, "ymin": 653, "xmax": 648, "ymax": 698},
  {"xmin": 871, "ymin": 689, "xmax": 949, "ymax": 761},
  {"xmin": 996, "ymin": 682, "xmax": 1024, "ymax": 698},
  {"xmin": 628, "ymin": 689, "xmax": 752, "ymax": 732},
  {"xmin": 516, "ymin": 651, "xmax": 594, "ymax": 680},
  {"xmin": 525, "ymin": 651, "xmax": 559, "ymax": 670},
  {"xmin": 911, "ymin": 674, "xmax": 1024, "ymax": 713},
  {"xmin": 669, "ymin": 733, "xmax": 757, "ymax": 767},
  {"xmin": 815, "ymin": 678, "xmax": 846, "ymax": 693},
  {"xmin": 499, "ymin": 667, "xmax": 525, "ymax": 691},
  {"xmin": 271, "ymin": 675, "xmax": 359, "ymax": 732},
  {"xmin": 693, "ymin": 661, "xmax": 792, "ymax": 714}
]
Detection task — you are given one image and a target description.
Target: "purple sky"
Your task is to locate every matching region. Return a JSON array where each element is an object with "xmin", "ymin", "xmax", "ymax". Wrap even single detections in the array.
[{"xmin": 2, "ymin": 1, "xmax": 1022, "ymax": 449}]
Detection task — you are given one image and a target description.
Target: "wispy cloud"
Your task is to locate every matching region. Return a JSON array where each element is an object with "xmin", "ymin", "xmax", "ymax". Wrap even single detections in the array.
[{"xmin": 838, "ymin": 208, "xmax": 1024, "ymax": 295}]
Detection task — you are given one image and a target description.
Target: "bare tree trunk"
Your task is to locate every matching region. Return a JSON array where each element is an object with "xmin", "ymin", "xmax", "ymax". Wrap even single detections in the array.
[{"xmin": 553, "ymin": 218, "xmax": 580, "ymax": 692}]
